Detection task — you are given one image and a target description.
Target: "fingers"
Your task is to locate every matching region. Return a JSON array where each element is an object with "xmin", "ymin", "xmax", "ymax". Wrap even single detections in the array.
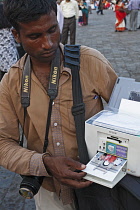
[
  {"xmin": 66, "ymin": 158, "xmax": 86, "ymax": 171},
  {"xmin": 63, "ymin": 169, "xmax": 87, "ymax": 180},
  {"xmin": 58, "ymin": 177, "xmax": 93, "ymax": 189}
]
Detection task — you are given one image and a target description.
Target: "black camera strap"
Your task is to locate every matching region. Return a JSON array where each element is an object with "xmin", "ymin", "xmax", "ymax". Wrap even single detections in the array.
[
  {"xmin": 20, "ymin": 48, "xmax": 61, "ymax": 152},
  {"xmin": 21, "ymin": 55, "xmax": 31, "ymax": 108},
  {"xmin": 20, "ymin": 55, "xmax": 31, "ymax": 147},
  {"xmin": 44, "ymin": 48, "xmax": 60, "ymax": 152}
]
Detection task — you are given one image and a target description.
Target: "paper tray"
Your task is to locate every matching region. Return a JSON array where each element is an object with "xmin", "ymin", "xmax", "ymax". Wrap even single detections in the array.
[{"xmin": 90, "ymin": 110, "xmax": 140, "ymax": 136}]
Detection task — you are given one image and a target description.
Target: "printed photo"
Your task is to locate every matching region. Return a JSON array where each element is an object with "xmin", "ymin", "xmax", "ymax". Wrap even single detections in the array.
[{"xmin": 83, "ymin": 152, "xmax": 127, "ymax": 182}]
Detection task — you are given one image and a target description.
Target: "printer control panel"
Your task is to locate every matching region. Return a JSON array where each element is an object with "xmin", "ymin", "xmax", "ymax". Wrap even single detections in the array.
[{"xmin": 97, "ymin": 132, "xmax": 129, "ymax": 159}]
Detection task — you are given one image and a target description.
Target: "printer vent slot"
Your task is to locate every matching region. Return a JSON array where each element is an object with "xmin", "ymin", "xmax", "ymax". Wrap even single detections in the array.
[{"xmin": 107, "ymin": 136, "xmax": 122, "ymax": 143}]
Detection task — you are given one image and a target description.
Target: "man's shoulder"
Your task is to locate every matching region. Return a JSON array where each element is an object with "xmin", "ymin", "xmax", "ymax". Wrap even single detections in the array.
[
  {"xmin": 60, "ymin": 0, "xmax": 65, "ymax": 5},
  {"xmin": 11, "ymin": 54, "xmax": 26, "ymax": 68},
  {"xmin": 80, "ymin": 45, "xmax": 108, "ymax": 64},
  {"xmin": 5, "ymin": 54, "xmax": 27, "ymax": 80},
  {"xmin": 72, "ymin": 0, "xmax": 78, "ymax": 4},
  {"xmin": 80, "ymin": 45, "xmax": 100, "ymax": 55},
  {"xmin": 72, "ymin": 0, "xmax": 78, "ymax": 7},
  {"xmin": 0, "ymin": 55, "xmax": 28, "ymax": 96}
]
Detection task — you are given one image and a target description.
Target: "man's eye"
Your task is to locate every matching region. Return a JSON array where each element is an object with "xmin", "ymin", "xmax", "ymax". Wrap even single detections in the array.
[
  {"xmin": 49, "ymin": 26, "xmax": 57, "ymax": 33},
  {"xmin": 29, "ymin": 35, "xmax": 40, "ymax": 40}
]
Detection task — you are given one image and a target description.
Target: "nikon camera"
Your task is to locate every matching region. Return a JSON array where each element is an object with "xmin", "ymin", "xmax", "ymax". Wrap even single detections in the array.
[{"xmin": 19, "ymin": 176, "xmax": 44, "ymax": 199}]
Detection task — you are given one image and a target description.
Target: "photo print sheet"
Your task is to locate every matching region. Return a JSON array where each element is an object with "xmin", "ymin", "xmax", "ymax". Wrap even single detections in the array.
[{"xmin": 83, "ymin": 152, "xmax": 127, "ymax": 182}]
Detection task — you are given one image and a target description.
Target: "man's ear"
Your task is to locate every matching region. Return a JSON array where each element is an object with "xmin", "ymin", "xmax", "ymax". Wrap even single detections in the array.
[{"xmin": 12, "ymin": 28, "xmax": 21, "ymax": 43}]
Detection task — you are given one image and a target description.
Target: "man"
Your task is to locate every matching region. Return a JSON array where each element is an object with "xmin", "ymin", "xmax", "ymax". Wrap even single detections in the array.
[
  {"xmin": 128, "ymin": 0, "xmax": 140, "ymax": 31},
  {"xmin": 86, "ymin": 0, "xmax": 92, "ymax": 14},
  {"xmin": 97, "ymin": 0, "xmax": 104, "ymax": 15},
  {"xmin": 60, "ymin": 0, "xmax": 79, "ymax": 45},
  {"xmin": 1, "ymin": 0, "xmax": 118, "ymax": 209}
]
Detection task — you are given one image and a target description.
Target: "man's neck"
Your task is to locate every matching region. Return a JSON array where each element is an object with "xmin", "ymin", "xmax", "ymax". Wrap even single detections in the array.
[
  {"xmin": 30, "ymin": 56, "xmax": 52, "ymax": 74},
  {"xmin": 31, "ymin": 60, "xmax": 51, "ymax": 90}
]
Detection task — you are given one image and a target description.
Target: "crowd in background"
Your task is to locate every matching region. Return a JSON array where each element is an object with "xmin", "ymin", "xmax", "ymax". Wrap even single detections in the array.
[
  {"xmin": 114, "ymin": 0, "xmax": 140, "ymax": 31},
  {"xmin": 58, "ymin": 0, "xmax": 140, "ymax": 34},
  {"xmin": 0, "ymin": 0, "xmax": 140, "ymax": 81},
  {"xmin": 58, "ymin": 0, "xmax": 140, "ymax": 39}
]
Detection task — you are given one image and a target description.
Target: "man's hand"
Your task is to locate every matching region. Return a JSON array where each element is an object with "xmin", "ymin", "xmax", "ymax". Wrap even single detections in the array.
[{"xmin": 43, "ymin": 156, "xmax": 92, "ymax": 188}]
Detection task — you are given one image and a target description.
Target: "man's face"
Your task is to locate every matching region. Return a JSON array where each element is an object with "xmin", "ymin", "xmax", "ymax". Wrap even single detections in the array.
[{"xmin": 13, "ymin": 11, "xmax": 60, "ymax": 63}]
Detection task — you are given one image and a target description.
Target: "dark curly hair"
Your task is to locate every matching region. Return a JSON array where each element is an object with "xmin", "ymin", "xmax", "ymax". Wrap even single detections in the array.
[
  {"xmin": 0, "ymin": 3, "xmax": 11, "ymax": 29},
  {"xmin": 3, "ymin": 0, "xmax": 57, "ymax": 31}
]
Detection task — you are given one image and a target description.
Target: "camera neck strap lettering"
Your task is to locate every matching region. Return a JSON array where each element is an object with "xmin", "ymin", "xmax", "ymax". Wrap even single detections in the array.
[
  {"xmin": 21, "ymin": 55, "xmax": 31, "ymax": 108},
  {"xmin": 20, "ymin": 48, "xmax": 61, "ymax": 152}
]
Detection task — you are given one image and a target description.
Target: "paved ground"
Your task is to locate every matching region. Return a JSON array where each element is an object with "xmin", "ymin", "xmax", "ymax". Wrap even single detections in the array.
[
  {"xmin": 76, "ymin": 9, "xmax": 140, "ymax": 81},
  {"xmin": 0, "ymin": 9, "xmax": 140, "ymax": 210}
]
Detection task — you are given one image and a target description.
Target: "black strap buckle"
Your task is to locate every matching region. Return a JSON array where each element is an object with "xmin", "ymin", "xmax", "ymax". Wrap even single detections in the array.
[
  {"xmin": 72, "ymin": 103, "xmax": 85, "ymax": 116},
  {"xmin": 64, "ymin": 44, "xmax": 80, "ymax": 68},
  {"xmin": 21, "ymin": 97, "xmax": 30, "ymax": 108}
]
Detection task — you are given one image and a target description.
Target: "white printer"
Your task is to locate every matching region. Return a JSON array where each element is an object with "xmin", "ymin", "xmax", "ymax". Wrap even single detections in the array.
[{"xmin": 84, "ymin": 77, "xmax": 140, "ymax": 188}]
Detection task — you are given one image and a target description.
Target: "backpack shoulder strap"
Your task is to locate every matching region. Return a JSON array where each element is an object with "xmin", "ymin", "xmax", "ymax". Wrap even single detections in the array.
[{"xmin": 64, "ymin": 44, "xmax": 89, "ymax": 164}]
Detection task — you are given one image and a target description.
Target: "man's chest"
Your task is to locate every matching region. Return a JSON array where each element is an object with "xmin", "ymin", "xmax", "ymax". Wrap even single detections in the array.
[
  {"xmin": 63, "ymin": 3, "xmax": 75, "ymax": 11},
  {"xmin": 34, "ymin": 71, "xmax": 50, "ymax": 90}
]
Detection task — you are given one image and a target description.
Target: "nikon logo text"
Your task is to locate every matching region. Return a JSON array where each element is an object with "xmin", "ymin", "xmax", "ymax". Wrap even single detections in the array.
[
  {"xmin": 23, "ymin": 75, "xmax": 29, "ymax": 93},
  {"xmin": 51, "ymin": 67, "xmax": 58, "ymax": 85}
]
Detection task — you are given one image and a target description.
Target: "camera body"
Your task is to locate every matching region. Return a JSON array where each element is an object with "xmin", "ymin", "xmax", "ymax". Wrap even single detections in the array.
[{"xmin": 19, "ymin": 175, "xmax": 44, "ymax": 199}]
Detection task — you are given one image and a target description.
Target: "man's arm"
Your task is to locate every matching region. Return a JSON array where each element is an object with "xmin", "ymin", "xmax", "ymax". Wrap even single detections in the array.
[
  {"xmin": 60, "ymin": 1, "xmax": 64, "ymax": 14},
  {"xmin": 74, "ymin": 1, "xmax": 79, "ymax": 19},
  {"xmin": 57, "ymin": 4, "xmax": 64, "ymax": 33},
  {"xmin": 80, "ymin": 46, "xmax": 117, "ymax": 103},
  {"xmin": 0, "ymin": 73, "xmax": 55, "ymax": 178},
  {"xmin": 127, "ymin": 0, "xmax": 132, "ymax": 10},
  {"xmin": 0, "ymin": 77, "xmax": 38, "ymax": 175}
]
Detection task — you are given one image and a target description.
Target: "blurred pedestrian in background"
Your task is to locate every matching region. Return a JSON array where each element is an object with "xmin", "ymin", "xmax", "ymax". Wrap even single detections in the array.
[
  {"xmin": 86, "ymin": 0, "xmax": 92, "ymax": 14},
  {"xmin": 82, "ymin": 0, "xmax": 89, "ymax": 25},
  {"xmin": 60, "ymin": 0, "xmax": 79, "ymax": 45},
  {"xmin": 104, "ymin": 0, "xmax": 111, "ymax": 9},
  {"xmin": 97, "ymin": 0, "xmax": 104, "ymax": 15},
  {"xmin": 0, "ymin": 3, "xmax": 18, "ymax": 81},
  {"xmin": 128, "ymin": 0, "xmax": 140, "ymax": 31},
  {"xmin": 115, "ymin": 0, "xmax": 127, "ymax": 32},
  {"xmin": 56, "ymin": 0, "xmax": 64, "ymax": 35},
  {"xmin": 78, "ymin": 4, "xmax": 83, "ymax": 26}
]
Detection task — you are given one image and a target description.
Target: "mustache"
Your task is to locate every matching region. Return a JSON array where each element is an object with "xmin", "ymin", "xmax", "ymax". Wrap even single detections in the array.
[{"xmin": 41, "ymin": 48, "xmax": 57, "ymax": 54}]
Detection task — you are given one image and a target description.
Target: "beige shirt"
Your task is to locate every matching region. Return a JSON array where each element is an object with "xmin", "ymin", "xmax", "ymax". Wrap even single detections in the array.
[
  {"xmin": 0, "ymin": 45, "xmax": 117, "ymax": 203},
  {"xmin": 60, "ymin": 0, "xmax": 79, "ymax": 19}
]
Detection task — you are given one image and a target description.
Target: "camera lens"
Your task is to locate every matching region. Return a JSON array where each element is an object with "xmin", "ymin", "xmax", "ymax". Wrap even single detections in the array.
[
  {"xmin": 19, "ymin": 176, "xmax": 44, "ymax": 199},
  {"xmin": 19, "ymin": 187, "xmax": 34, "ymax": 199}
]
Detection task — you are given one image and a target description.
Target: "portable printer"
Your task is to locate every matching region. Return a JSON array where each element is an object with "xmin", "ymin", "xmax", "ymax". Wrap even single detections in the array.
[{"xmin": 84, "ymin": 77, "xmax": 140, "ymax": 188}]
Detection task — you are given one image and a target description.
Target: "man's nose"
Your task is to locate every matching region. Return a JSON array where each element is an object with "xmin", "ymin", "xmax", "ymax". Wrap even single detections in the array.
[{"xmin": 41, "ymin": 35, "xmax": 53, "ymax": 49}]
